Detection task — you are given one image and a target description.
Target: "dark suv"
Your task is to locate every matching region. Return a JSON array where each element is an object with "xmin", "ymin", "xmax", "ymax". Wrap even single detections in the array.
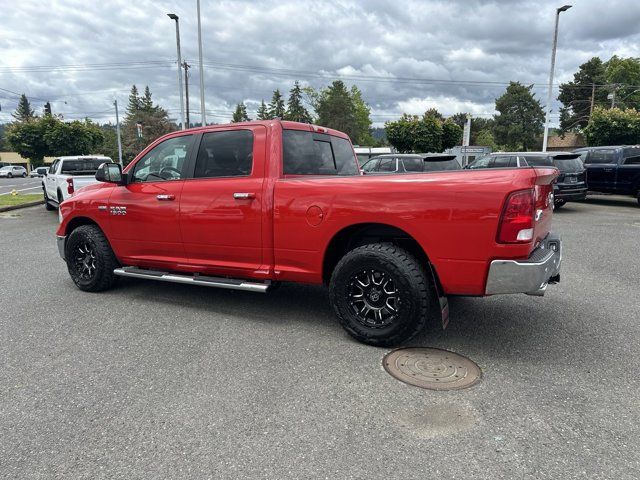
[
  {"xmin": 573, "ymin": 146, "xmax": 640, "ymax": 205},
  {"xmin": 361, "ymin": 154, "xmax": 461, "ymax": 174},
  {"xmin": 466, "ymin": 152, "xmax": 586, "ymax": 207}
]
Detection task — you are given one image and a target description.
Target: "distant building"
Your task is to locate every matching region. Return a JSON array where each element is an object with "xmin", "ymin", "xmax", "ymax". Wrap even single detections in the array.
[
  {"xmin": 546, "ymin": 133, "xmax": 586, "ymax": 151},
  {"xmin": 446, "ymin": 145, "xmax": 492, "ymax": 166}
]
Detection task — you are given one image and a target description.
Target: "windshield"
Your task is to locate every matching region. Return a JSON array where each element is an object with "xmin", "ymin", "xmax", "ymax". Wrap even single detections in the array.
[
  {"xmin": 61, "ymin": 158, "xmax": 111, "ymax": 174},
  {"xmin": 553, "ymin": 157, "xmax": 583, "ymax": 172}
]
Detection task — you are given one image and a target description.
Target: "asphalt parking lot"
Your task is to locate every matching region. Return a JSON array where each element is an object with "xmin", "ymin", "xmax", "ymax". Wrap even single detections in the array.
[
  {"xmin": 0, "ymin": 176, "xmax": 44, "ymax": 196},
  {"xmin": 1, "ymin": 196, "xmax": 639, "ymax": 479}
]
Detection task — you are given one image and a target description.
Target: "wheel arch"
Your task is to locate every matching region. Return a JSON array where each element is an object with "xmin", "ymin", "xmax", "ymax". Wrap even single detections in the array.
[
  {"xmin": 65, "ymin": 216, "xmax": 102, "ymax": 236},
  {"xmin": 322, "ymin": 222, "xmax": 442, "ymax": 291}
]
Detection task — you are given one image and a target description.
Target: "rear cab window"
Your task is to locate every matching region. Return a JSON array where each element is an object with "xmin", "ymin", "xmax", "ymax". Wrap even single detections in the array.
[
  {"xmin": 622, "ymin": 148, "xmax": 640, "ymax": 165},
  {"xmin": 61, "ymin": 158, "xmax": 111, "ymax": 175},
  {"xmin": 282, "ymin": 129, "xmax": 358, "ymax": 176},
  {"xmin": 584, "ymin": 149, "xmax": 619, "ymax": 164}
]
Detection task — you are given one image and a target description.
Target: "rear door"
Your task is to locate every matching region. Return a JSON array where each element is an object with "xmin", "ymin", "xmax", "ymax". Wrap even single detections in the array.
[
  {"xmin": 179, "ymin": 126, "xmax": 266, "ymax": 276},
  {"xmin": 583, "ymin": 148, "xmax": 619, "ymax": 192},
  {"xmin": 617, "ymin": 148, "xmax": 640, "ymax": 195}
]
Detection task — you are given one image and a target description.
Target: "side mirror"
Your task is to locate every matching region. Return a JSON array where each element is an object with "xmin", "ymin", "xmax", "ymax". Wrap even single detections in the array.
[
  {"xmin": 43, "ymin": 170, "xmax": 47, "ymax": 176},
  {"xmin": 96, "ymin": 163, "xmax": 124, "ymax": 184}
]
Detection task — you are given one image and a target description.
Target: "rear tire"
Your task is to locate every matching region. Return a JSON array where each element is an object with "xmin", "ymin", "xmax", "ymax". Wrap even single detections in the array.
[
  {"xmin": 65, "ymin": 225, "xmax": 119, "ymax": 292},
  {"xmin": 7, "ymin": 173, "xmax": 12, "ymax": 178},
  {"xmin": 329, "ymin": 243, "xmax": 430, "ymax": 347},
  {"xmin": 21, "ymin": 172, "xmax": 26, "ymax": 178}
]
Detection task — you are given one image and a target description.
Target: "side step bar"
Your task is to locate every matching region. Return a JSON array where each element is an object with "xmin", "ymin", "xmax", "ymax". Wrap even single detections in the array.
[{"xmin": 113, "ymin": 267, "xmax": 271, "ymax": 293}]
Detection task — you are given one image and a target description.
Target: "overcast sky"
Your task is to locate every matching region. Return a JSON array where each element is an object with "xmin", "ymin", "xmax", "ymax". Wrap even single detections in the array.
[{"xmin": 2, "ymin": 0, "xmax": 640, "ymax": 127}]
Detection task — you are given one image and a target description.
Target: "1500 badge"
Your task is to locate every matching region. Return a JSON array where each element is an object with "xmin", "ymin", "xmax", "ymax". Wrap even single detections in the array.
[{"xmin": 109, "ymin": 206, "xmax": 127, "ymax": 216}]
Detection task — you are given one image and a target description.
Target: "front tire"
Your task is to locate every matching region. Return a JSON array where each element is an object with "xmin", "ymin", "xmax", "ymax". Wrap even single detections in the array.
[
  {"xmin": 44, "ymin": 189, "xmax": 56, "ymax": 211},
  {"xmin": 7, "ymin": 173, "xmax": 12, "ymax": 178},
  {"xmin": 65, "ymin": 225, "xmax": 119, "ymax": 292},
  {"xmin": 554, "ymin": 200, "xmax": 566, "ymax": 209},
  {"xmin": 22, "ymin": 172, "xmax": 26, "ymax": 178},
  {"xmin": 329, "ymin": 243, "xmax": 430, "ymax": 347}
]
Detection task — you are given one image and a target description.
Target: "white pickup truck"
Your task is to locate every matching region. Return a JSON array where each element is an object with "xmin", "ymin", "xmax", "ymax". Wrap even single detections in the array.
[{"xmin": 43, "ymin": 156, "xmax": 113, "ymax": 210}]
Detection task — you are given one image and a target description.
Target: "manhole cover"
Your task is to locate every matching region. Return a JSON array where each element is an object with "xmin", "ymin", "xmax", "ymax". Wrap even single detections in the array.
[{"xmin": 383, "ymin": 347, "xmax": 481, "ymax": 391}]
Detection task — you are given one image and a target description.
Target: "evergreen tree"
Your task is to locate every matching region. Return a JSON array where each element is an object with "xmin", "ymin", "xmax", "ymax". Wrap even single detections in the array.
[
  {"xmin": 285, "ymin": 82, "xmax": 312, "ymax": 123},
  {"xmin": 558, "ymin": 57, "xmax": 608, "ymax": 132},
  {"xmin": 268, "ymin": 89, "xmax": 286, "ymax": 119},
  {"xmin": 349, "ymin": 85, "xmax": 373, "ymax": 144},
  {"xmin": 121, "ymin": 85, "xmax": 174, "ymax": 164},
  {"xmin": 316, "ymin": 80, "xmax": 357, "ymax": 140},
  {"xmin": 12, "ymin": 94, "xmax": 35, "ymax": 122},
  {"xmin": 257, "ymin": 100, "xmax": 269, "ymax": 120},
  {"xmin": 140, "ymin": 86, "xmax": 155, "ymax": 113},
  {"xmin": 126, "ymin": 85, "xmax": 141, "ymax": 115},
  {"xmin": 232, "ymin": 102, "xmax": 250, "ymax": 122},
  {"xmin": 494, "ymin": 82, "xmax": 544, "ymax": 150}
]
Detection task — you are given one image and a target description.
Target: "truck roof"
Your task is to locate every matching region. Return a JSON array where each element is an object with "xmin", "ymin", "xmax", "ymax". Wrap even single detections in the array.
[{"xmin": 179, "ymin": 120, "xmax": 351, "ymax": 141}]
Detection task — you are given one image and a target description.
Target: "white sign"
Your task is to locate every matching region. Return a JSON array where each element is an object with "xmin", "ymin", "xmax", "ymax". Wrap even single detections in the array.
[{"xmin": 462, "ymin": 116, "xmax": 471, "ymax": 147}]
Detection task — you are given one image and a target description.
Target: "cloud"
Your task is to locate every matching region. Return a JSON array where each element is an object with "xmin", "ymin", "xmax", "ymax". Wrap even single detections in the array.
[{"xmin": 1, "ymin": 0, "xmax": 639, "ymax": 128}]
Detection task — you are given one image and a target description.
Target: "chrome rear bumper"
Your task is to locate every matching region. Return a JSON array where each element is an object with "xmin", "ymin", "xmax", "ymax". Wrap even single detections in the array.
[{"xmin": 485, "ymin": 233, "xmax": 562, "ymax": 296}]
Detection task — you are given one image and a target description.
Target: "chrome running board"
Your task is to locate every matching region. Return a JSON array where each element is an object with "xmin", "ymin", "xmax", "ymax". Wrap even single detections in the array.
[{"xmin": 113, "ymin": 267, "xmax": 271, "ymax": 293}]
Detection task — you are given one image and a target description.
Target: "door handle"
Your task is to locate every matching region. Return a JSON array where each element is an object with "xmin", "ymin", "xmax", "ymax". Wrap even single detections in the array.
[
  {"xmin": 156, "ymin": 194, "xmax": 175, "ymax": 201},
  {"xmin": 233, "ymin": 192, "xmax": 255, "ymax": 200}
]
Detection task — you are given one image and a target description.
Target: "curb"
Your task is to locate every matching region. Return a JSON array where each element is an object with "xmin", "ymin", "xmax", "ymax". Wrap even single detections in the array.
[{"xmin": 0, "ymin": 200, "xmax": 44, "ymax": 213}]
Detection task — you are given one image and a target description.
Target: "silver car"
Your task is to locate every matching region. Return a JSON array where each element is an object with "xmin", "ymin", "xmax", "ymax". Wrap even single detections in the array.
[
  {"xmin": 0, "ymin": 165, "xmax": 27, "ymax": 178},
  {"xmin": 30, "ymin": 166, "xmax": 49, "ymax": 178}
]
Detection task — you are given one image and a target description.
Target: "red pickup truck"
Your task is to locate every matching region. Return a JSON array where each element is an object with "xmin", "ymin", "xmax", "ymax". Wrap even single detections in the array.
[{"xmin": 56, "ymin": 120, "xmax": 562, "ymax": 346}]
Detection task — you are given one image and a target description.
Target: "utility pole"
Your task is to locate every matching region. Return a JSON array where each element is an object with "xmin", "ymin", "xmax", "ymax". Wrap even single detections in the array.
[
  {"xmin": 590, "ymin": 83, "xmax": 595, "ymax": 117},
  {"xmin": 183, "ymin": 61, "xmax": 190, "ymax": 128},
  {"xmin": 167, "ymin": 13, "xmax": 185, "ymax": 130},
  {"xmin": 197, "ymin": 0, "xmax": 206, "ymax": 125},
  {"xmin": 114, "ymin": 99, "xmax": 123, "ymax": 164},
  {"xmin": 611, "ymin": 85, "xmax": 616, "ymax": 108},
  {"xmin": 542, "ymin": 5, "xmax": 572, "ymax": 152}
]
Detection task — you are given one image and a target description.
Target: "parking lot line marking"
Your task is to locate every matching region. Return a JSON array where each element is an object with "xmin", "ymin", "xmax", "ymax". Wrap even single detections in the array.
[{"xmin": 0, "ymin": 186, "xmax": 43, "ymax": 195}]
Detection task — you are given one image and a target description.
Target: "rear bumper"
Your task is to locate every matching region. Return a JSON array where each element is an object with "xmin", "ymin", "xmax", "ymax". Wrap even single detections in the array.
[
  {"xmin": 485, "ymin": 233, "xmax": 562, "ymax": 296},
  {"xmin": 57, "ymin": 235, "xmax": 66, "ymax": 261},
  {"xmin": 554, "ymin": 185, "xmax": 587, "ymax": 201}
]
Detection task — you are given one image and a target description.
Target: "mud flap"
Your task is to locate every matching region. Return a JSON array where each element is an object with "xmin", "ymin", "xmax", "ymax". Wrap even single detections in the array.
[{"xmin": 428, "ymin": 263, "xmax": 449, "ymax": 330}]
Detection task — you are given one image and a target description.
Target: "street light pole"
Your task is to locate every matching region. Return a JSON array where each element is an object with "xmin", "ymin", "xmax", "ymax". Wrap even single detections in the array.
[
  {"xmin": 167, "ymin": 13, "xmax": 185, "ymax": 130},
  {"xmin": 114, "ymin": 99, "xmax": 123, "ymax": 164},
  {"xmin": 197, "ymin": 0, "xmax": 206, "ymax": 125},
  {"xmin": 542, "ymin": 4, "xmax": 572, "ymax": 152}
]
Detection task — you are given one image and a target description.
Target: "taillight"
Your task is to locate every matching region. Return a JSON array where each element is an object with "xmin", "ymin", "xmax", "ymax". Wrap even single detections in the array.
[
  {"xmin": 66, "ymin": 178, "xmax": 74, "ymax": 196},
  {"xmin": 497, "ymin": 189, "xmax": 535, "ymax": 243}
]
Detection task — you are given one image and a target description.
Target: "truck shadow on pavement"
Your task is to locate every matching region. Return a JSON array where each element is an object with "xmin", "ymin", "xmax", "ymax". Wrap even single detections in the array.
[{"xmin": 113, "ymin": 277, "xmax": 584, "ymax": 364}]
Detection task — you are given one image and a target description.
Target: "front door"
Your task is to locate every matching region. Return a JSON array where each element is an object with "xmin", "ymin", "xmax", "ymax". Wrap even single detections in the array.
[
  {"xmin": 179, "ymin": 127, "xmax": 265, "ymax": 277},
  {"xmin": 106, "ymin": 133, "xmax": 196, "ymax": 268}
]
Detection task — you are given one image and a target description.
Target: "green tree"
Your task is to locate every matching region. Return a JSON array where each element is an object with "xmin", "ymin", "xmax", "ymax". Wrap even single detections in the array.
[
  {"xmin": 424, "ymin": 108, "xmax": 444, "ymax": 121},
  {"xmin": 385, "ymin": 114, "xmax": 418, "ymax": 153},
  {"xmin": 442, "ymin": 120, "xmax": 463, "ymax": 149},
  {"xmin": 99, "ymin": 124, "xmax": 120, "ymax": 161},
  {"xmin": 6, "ymin": 116, "xmax": 104, "ymax": 167},
  {"xmin": 12, "ymin": 94, "xmax": 35, "ymax": 122},
  {"xmin": 604, "ymin": 56, "xmax": 640, "ymax": 110},
  {"xmin": 558, "ymin": 57, "xmax": 608, "ymax": 132},
  {"xmin": 584, "ymin": 107, "xmax": 640, "ymax": 146},
  {"xmin": 475, "ymin": 129, "xmax": 498, "ymax": 150},
  {"xmin": 349, "ymin": 85, "xmax": 373, "ymax": 145},
  {"xmin": 494, "ymin": 82, "xmax": 544, "ymax": 150},
  {"xmin": 268, "ymin": 89, "xmax": 286, "ymax": 119},
  {"xmin": 43, "ymin": 119, "xmax": 104, "ymax": 156},
  {"xmin": 121, "ymin": 85, "xmax": 174, "ymax": 164},
  {"xmin": 232, "ymin": 102, "xmax": 250, "ymax": 122},
  {"xmin": 414, "ymin": 114, "xmax": 443, "ymax": 152},
  {"xmin": 285, "ymin": 81, "xmax": 312, "ymax": 123},
  {"xmin": 257, "ymin": 100, "xmax": 269, "ymax": 120},
  {"xmin": 43, "ymin": 102, "xmax": 52, "ymax": 116},
  {"xmin": 316, "ymin": 80, "xmax": 357, "ymax": 140}
]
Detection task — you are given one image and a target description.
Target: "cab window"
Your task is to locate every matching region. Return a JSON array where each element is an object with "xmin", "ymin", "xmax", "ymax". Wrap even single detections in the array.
[
  {"xmin": 132, "ymin": 135, "xmax": 194, "ymax": 182},
  {"xmin": 378, "ymin": 157, "xmax": 396, "ymax": 172},
  {"xmin": 194, "ymin": 130, "xmax": 253, "ymax": 178},
  {"xmin": 282, "ymin": 130, "xmax": 358, "ymax": 175},
  {"xmin": 361, "ymin": 158, "xmax": 379, "ymax": 172}
]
